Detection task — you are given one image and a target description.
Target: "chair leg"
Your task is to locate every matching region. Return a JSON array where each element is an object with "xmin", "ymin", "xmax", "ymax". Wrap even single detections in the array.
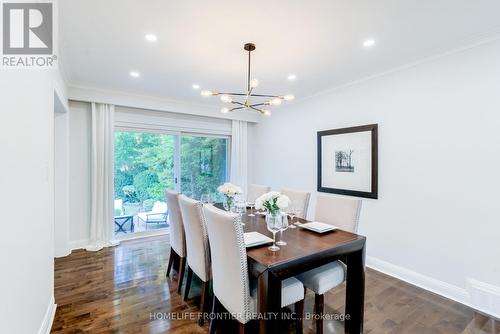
[
  {"xmin": 177, "ymin": 256, "xmax": 186, "ymax": 294},
  {"xmin": 238, "ymin": 322, "xmax": 245, "ymax": 334},
  {"xmin": 184, "ymin": 266, "xmax": 193, "ymax": 301},
  {"xmin": 314, "ymin": 294, "xmax": 324, "ymax": 334},
  {"xmin": 166, "ymin": 248, "xmax": 175, "ymax": 278},
  {"xmin": 295, "ymin": 299, "xmax": 304, "ymax": 334},
  {"xmin": 209, "ymin": 296, "xmax": 219, "ymax": 334},
  {"xmin": 199, "ymin": 280, "xmax": 210, "ymax": 326}
]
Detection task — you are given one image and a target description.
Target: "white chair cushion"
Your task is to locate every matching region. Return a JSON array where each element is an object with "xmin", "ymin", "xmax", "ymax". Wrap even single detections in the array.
[
  {"xmin": 151, "ymin": 201, "xmax": 168, "ymax": 213},
  {"xmin": 250, "ymin": 277, "xmax": 304, "ymax": 309},
  {"xmin": 165, "ymin": 190, "xmax": 186, "ymax": 257},
  {"xmin": 280, "ymin": 277, "xmax": 305, "ymax": 307},
  {"xmin": 297, "ymin": 261, "xmax": 346, "ymax": 295},
  {"xmin": 179, "ymin": 195, "xmax": 210, "ymax": 282}
]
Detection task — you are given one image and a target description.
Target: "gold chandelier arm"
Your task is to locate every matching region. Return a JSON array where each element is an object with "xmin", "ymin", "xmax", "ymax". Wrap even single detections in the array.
[
  {"xmin": 250, "ymin": 102, "xmax": 268, "ymax": 108},
  {"xmin": 232, "ymin": 101, "xmax": 247, "ymax": 107},
  {"xmin": 248, "ymin": 105, "xmax": 265, "ymax": 114}
]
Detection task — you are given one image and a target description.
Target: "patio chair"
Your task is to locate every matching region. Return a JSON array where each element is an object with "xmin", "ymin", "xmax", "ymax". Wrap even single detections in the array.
[{"xmin": 137, "ymin": 201, "xmax": 168, "ymax": 227}]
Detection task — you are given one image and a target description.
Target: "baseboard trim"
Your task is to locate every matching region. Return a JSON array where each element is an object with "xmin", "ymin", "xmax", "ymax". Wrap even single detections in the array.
[
  {"xmin": 366, "ymin": 256, "xmax": 469, "ymax": 302},
  {"xmin": 366, "ymin": 256, "xmax": 500, "ymax": 319},
  {"xmin": 467, "ymin": 278, "xmax": 500, "ymax": 319},
  {"xmin": 38, "ymin": 295, "xmax": 56, "ymax": 334}
]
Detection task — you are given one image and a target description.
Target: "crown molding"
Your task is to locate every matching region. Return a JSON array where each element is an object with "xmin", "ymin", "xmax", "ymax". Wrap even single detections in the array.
[
  {"xmin": 67, "ymin": 85, "xmax": 260, "ymax": 123},
  {"xmin": 292, "ymin": 32, "xmax": 500, "ymax": 106}
]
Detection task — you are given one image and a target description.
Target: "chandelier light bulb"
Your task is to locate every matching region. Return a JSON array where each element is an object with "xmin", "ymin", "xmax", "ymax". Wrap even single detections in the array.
[
  {"xmin": 220, "ymin": 95, "xmax": 232, "ymax": 103},
  {"xmin": 270, "ymin": 98, "xmax": 282, "ymax": 106},
  {"xmin": 197, "ymin": 43, "xmax": 298, "ymax": 117}
]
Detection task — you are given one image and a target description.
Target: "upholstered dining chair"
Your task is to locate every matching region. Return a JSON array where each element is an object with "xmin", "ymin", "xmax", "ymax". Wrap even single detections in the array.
[
  {"xmin": 247, "ymin": 183, "xmax": 271, "ymax": 202},
  {"xmin": 203, "ymin": 204, "xmax": 305, "ymax": 334},
  {"xmin": 297, "ymin": 195, "xmax": 362, "ymax": 334},
  {"xmin": 178, "ymin": 195, "xmax": 211, "ymax": 326},
  {"xmin": 165, "ymin": 189, "xmax": 187, "ymax": 294},
  {"xmin": 281, "ymin": 188, "xmax": 311, "ymax": 219}
]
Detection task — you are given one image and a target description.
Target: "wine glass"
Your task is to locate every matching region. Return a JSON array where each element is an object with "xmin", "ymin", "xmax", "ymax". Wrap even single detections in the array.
[
  {"xmin": 294, "ymin": 208, "xmax": 303, "ymax": 226},
  {"xmin": 266, "ymin": 214, "xmax": 281, "ymax": 252},
  {"xmin": 287, "ymin": 203, "xmax": 297, "ymax": 229},
  {"xmin": 247, "ymin": 200, "xmax": 255, "ymax": 217},
  {"xmin": 276, "ymin": 213, "xmax": 288, "ymax": 246},
  {"xmin": 235, "ymin": 201, "xmax": 246, "ymax": 225},
  {"xmin": 200, "ymin": 194, "xmax": 211, "ymax": 204}
]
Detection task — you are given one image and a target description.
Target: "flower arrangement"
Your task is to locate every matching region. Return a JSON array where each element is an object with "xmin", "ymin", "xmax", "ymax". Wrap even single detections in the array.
[
  {"xmin": 255, "ymin": 191, "xmax": 290, "ymax": 215},
  {"xmin": 217, "ymin": 182, "xmax": 243, "ymax": 211}
]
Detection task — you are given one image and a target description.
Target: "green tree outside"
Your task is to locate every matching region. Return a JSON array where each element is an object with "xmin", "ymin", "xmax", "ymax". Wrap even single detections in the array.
[{"xmin": 114, "ymin": 131, "xmax": 228, "ymax": 209}]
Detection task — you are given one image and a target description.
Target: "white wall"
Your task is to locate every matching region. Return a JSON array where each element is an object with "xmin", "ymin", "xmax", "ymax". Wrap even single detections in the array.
[
  {"xmin": 54, "ymin": 101, "xmax": 71, "ymax": 257},
  {"xmin": 248, "ymin": 39, "xmax": 500, "ymax": 317},
  {"xmin": 0, "ymin": 70, "xmax": 56, "ymax": 333},
  {"xmin": 68, "ymin": 101, "xmax": 92, "ymax": 248}
]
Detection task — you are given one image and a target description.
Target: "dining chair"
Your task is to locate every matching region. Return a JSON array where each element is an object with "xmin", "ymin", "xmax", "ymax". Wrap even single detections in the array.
[
  {"xmin": 203, "ymin": 204, "xmax": 305, "ymax": 334},
  {"xmin": 247, "ymin": 183, "xmax": 271, "ymax": 202},
  {"xmin": 281, "ymin": 188, "xmax": 311, "ymax": 219},
  {"xmin": 178, "ymin": 195, "xmax": 211, "ymax": 326},
  {"xmin": 164, "ymin": 189, "xmax": 187, "ymax": 294},
  {"xmin": 297, "ymin": 195, "xmax": 362, "ymax": 334}
]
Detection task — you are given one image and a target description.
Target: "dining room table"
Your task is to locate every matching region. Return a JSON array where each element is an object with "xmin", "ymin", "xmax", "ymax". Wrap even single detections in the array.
[{"xmin": 240, "ymin": 209, "xmax": 366, "ymax": 334}]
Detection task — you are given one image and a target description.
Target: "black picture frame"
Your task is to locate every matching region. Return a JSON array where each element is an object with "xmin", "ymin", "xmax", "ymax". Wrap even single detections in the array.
[{"xmin": 317, "ymin": 124, "xmax": 378, "ymax": 199}]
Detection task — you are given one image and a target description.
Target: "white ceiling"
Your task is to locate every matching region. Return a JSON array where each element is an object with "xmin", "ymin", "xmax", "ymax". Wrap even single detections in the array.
[{"xmin": 60, "ymin": 0, "xmax": 500, "ymax": 108}]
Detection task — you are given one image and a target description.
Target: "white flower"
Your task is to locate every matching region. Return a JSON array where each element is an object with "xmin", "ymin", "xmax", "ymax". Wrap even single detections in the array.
[
  {"xmin": 255, "ymin": 197, "xmax": 263, "ymax": 210},
  {"xmin": 276, "ymin": 195, "xmax": 290, "ymax": 209},
  {"xmin": 217, "ymin": 182, "xmax": 242, "ymax": 196},
  {"xmin": 255, "ymin": 191, "xmax": 290, "ymax": 211}
]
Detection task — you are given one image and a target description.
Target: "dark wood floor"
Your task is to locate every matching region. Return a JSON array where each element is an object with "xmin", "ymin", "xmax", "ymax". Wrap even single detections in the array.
[{"xmin": 51, "ymin": 236, "xmax": 499, "ymax": 334}]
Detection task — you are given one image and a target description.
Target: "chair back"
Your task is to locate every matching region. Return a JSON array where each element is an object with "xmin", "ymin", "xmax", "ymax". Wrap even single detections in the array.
[
  {"xmin": 247, "ymin": 184, "xmax": 271, "ymax": 202},
  {"xmin": 315, "ymin": 195, "xmax": 362, "ymax": 233},
  {"xmin": 178, "ymin": 195, "xmax": 210, "ymax": 282},
  {"xmin": 203, "ymin": 204, "xmax": 251, "ymax": 324},
  {"xmin": 165, "ymin": 189, "xmax": 186, "ymax": 257},
  {"xmin": 281, "ymin": 188, "xmax": 311, "ymax": 218}
]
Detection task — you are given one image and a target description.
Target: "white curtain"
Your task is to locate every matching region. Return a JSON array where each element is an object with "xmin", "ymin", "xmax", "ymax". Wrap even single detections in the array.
[
  {"xmin": 86, "ymin": 103, "xmax": 119, "ymax": 252},
  {"xmin": 230, "ymin": 120, "xmax": 248, "ymax": 197}
]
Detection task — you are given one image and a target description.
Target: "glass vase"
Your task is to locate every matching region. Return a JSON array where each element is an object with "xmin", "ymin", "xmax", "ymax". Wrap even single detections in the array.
[{"xmin": 223, "ymin": 195, "xmax": 234, "ymax": 212}]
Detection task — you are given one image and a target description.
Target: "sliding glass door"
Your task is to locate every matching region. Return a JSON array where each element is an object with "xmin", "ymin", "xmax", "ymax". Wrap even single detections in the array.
[
  {"xmin": 113, "ymin": 129, "xmax": 229, "ymax": 237},
  {"xmin": 180, "ymin": 134, "xmax": 229, "ymax": 200}
]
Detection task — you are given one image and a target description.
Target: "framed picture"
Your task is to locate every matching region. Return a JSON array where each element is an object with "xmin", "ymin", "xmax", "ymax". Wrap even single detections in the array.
[{"xmin": 317, "ymin": 124, "xmax": 378, "ymax": 199}]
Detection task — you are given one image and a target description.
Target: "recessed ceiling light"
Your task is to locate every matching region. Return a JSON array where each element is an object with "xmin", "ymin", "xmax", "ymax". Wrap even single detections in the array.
[
  {"xmin": 145, "ymin": 34, "xmax": 158, "ymax": 42},
  {"xmin": 130, "ymin": 71, "xmax": 140, "ymax": 78},
  {"xmin": 287, "ymin": 74, "xmax": 297, "ymax": 81},
  {"xmin": 192, "ymin": 84, "xmax": 200, "ymax": 90},
  {"xmin": 363, "ymin": 39, "xmax": 376, "ymax": 48}
]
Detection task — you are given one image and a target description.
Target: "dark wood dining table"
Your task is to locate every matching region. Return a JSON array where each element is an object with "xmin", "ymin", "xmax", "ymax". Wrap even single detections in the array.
[{"xmin": 242, "ymin": 211, "xmax": 366, "ymax": 334}]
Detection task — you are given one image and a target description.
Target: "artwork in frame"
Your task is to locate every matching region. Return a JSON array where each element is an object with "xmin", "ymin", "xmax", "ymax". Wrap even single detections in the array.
[{"xmin": 317, "ymin": 124, "xmax": 378, "ymax": 199}]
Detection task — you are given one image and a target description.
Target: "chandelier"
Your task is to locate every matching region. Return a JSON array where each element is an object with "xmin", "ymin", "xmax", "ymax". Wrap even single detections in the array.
[{"xmin": 200, "ymin": 43, "xmax": 294, "ymax": 116}]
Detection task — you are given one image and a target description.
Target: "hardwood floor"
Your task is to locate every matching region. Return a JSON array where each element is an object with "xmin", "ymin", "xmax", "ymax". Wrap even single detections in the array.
[{"xmin": 51, "ymin": 236, "xmax": 499, "ymax": 334}]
